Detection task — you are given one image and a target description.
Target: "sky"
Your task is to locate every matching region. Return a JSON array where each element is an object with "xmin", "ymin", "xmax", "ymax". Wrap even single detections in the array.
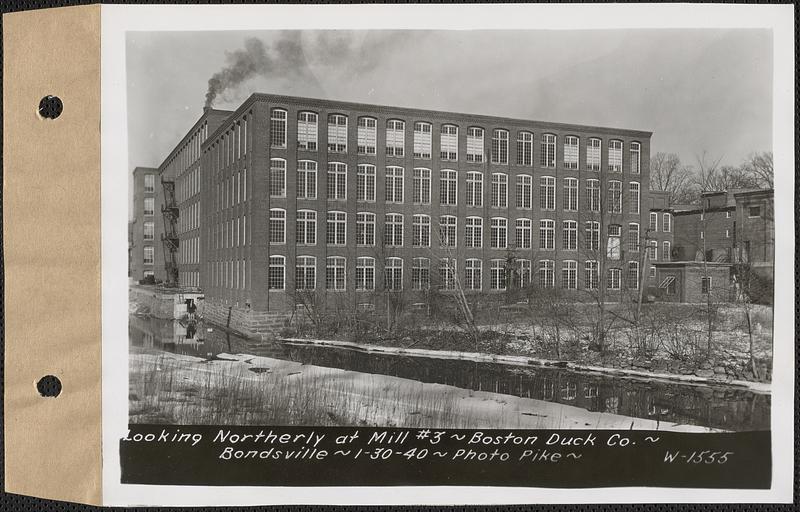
[{"xmin": 126, "ymin": 29, "xmax": 772, "ymax": 213}]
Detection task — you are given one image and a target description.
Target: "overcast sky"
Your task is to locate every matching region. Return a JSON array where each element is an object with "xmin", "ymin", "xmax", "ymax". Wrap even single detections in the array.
[{"xmin": 126, "ymin": 29, "xmax": 772, "ymax": 213}]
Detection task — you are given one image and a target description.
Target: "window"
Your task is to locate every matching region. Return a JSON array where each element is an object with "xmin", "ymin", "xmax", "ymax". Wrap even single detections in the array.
[
  {"xmin": 663, "ymin": 241, "xmax": 671, "ymax": 262},
  {"xmin": 630, "ymin": 142, "xmax": 641, "ymax": 174},
  {"xmin": 663, "ymin": 213, "xmax": 672, "ymax": 232},
  {"xmin": 516, "ymin": 174, "xmax": 532, "ymax": 209},
  {"xmin": 585, "ymin": 221, "xmax": 600, "ymax": 251},
  {"xmin": 517, "ymin": 131, "xmax": 533, "ymax": 166},
  {"xmin": 356, "ymin": 257, "xmax": 375, "ymax": 291},
  {"xmin": 648, "ymin": 240, "xmax": 658, "ymax": 261},
  {"xmin": 440, "ymin": 169, "xmax": 457, "ymax": 206},
  {"xmin": 490, "ymin": 259, "xmax": 506, "ymax": 290},
  {"xmin": 491, "ymin": 129, "xmax": 509, "ymax": 164},
  {"xmin": 564, "ymin": 136, "xmax": 579, "ymax": 169},
  {"xmin": 609, "ymin": 140, "xmax": 623, "ymax": 173},
  {"xmin": 562, "ymin": 260, "xmax": 578, "ymax": 289},
  {"xmin": 586, "ymin": 179, "xmax": 600, "ymax": 212},
  {"xmin": 519, "ymin": 259, "xmax": 532, "ymax": 285},
  {"xmin": 270, "ymin": 109, "xmax": 287, "ymax": 148},
  {"xmin": 385, "ymin": 166, "xmax": 404, "ymax": 203},
  {"xmin": 539, "ymin": 176, "xmax": 556, "ymax": 211},
  {"xmin": 725, "ymin": 229, "xmax": 731, "ymax": 239},
  {"xmin": 412, "ymin": 257, "xmax": 430, "ymax": 290},
  {"xmin": 563, "ymin": 177, "xmax": 578, "ymax": 211},
  {"xmin": 385, "ymin": 258, "xmax": 403, "ymax": 291},
  {"xmin": 268, "ymin": 256, "xmax": 285, "ymax": 290},
  {"xmin": 649, "ymin": 212, "xmax": 658, "ymax": 232},
  {"xmin": 660, "ymin": 275, "xmax": 677, "ymax": 296},
  {"xmin": 413, "ymin": 122, "xmax": 432, "ymax": 159},
  {"xmin": 515, "ymin": 219, "xmax": 532, "ymax": 249},
  {"xmin": 386, "ymin": 120, "xmax": 405, "ymax": 157},
  {"xmin": 562, "ymin": 220, "xmax": 577, "ymax": 251},
  {"xmin": 628, "ymin": 223, "xmax": 640, "ymax": 252},
  {"xmin": 726, "ymin": 211, "xmax": 732, "ymax": 219},
  {"xmin": 701, "ymin": 277, "xmax": 711, "ymax": 294},
  {"xmin": 608, "ymin": 180, "xmax": 622, "ymax": 213},
  {"xmin": 295, "ymin": 256, "xmax": 316, "ymax": 290},
  {"xmin": 629, "ymin": 182, "xmax": 640, "ymax": 214},
  {"xmin": 491, "ymin": 217, "xmax": 508, "ymax": 249},
  {"xmin": 540, "ymin": 134, "xmax": 556, "ymax": 167},
  {"xmin": 749, "ymin": 206, "xmax": 764, "ymax": 218},
  {"xmin": 357, "ymin": 117, "xmax": 377, "ymax": 155},
  {"xmin": 700, "ymin": 230, "xmax": 704, "ymax": 240},
  {"xmin": 607, "ymin": 268, "xmax": 621, "ymax": 290},
  {"xmin": 356, "ymin": 164, "xmax": 376, "ymax": 202},
  {"xmin": 270, "ymin": 158, "xmax": 286, "ymax": 197},
  {"xmin": 297, "ymin": 112, "xmax": 318, "ymax": 151},
  {"xmin": 326, "ymin": 211, "xmax": 347, "ymax": 246},
  {"xmin": 587, "ymin": 138, "xmax": 601, "ymax": 171},
  {"xmin": 466, "ymin": 171, "xmax": 483, "ymax": 207},
  {"xmin": 296, "ymin": 210, "xmax": 316, "ymax": 245},
  {"xmin": 649, "ymin": 266, "xmax": 657, "ymax": 279},
  {"xmin": 144, "ymin": 174, "xmax": 155, "ymax": 193},
  {"xmin": 143, "ymin": 246, "xmax": 154, "ymax": 265},
  {"xmin": 465, "ymin": 259, "xmax": 482, "ymax": 290},
  {"xmin": 269, "ymin": 208, "xmax": 286, "ymax": 244},
  {"xmin": 607, "ymin": 224, "xmax": 621, "ymax": 260},
  {"xmin": 439, "ymin": 259, "xmax": 457, "ymax": 291},
  {"xmin": 412, "ymin": 214, "xmax": 431, "ymax": 247},
  {"xmin": 440, "ymin": 125, "xmax": 458, "ymax": 161},
  {"xmin": 326, "ymin": 256, "xmax": 346, "ymax": 291},
  {"xmin": 327, "ymin": 162, "xmax": 347, "ymax": 200},
  {"xmin": 327, "ymin": 114, "xmax": 347, "ymax": 153},
  {"xmin": 296, "ymin": 160, "xmax": 317, "ymax": 199},
  {"xmin": 144, "ymin": 198, "xmax": 154, "ymax": 216},
  {"xmin": 384, "ymin": 213, "xmax": 404, "ymax": 247},
  {"xmin": 538, "ymin": 260, "xmax": 555, "ymax": 289},
  {"xmin": 539, "ymin": 219, "xmax": 555, "ymax": 250},
  {"xmin": 627, "ymin": 261, "xmax": 639, "ymax": 289},
  {"xmin": 466, "ymin": 127, "xmax": 484, "ymax": 163},
  {"xmin": 465, "ymin": 217, "xmax": 483, "ymax": 248},
  {"xmin": 413, "ymin": 168, "xmax": 432, "ymax": 204},
  {"xmin": 585, "ymin": 260, "xmax": 599, "ymax": 289},
  {"xmin": 491, "ymin": 173, "xmax": 508, "ymax": 208},
  {"xmin": 356, "ymin": 212, "xmax": 376, "ymax": 246},
  {"xmin": 439, "ymin": 215, "xmax": 457, "ymax": 248},
  {"xmin": 143, "ymin": 222, "xmax": 154, "ymax": 241}
]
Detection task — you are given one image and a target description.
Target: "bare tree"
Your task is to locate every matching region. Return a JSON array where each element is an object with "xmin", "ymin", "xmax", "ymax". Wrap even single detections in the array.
[
  {"xmin": 740, "ymin": 151, "xmax": 774, "ymax": 189},
  {"xmin": 649, "ymin": 152, "xmax": 696, "ymax": 204}
]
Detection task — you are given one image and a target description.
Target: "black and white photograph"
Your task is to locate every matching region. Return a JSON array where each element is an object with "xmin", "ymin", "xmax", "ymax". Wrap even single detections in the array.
[{"xmin": 107, "ymin": 3, "xmax": 793, "ymax": 504}]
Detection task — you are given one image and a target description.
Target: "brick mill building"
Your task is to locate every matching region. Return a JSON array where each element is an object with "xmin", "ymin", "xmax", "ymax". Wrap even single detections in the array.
[
  {"xmin": 170, "ymin": 93, "xmax": 649, "ymax": 332},
  {"xmin": 130, "ymin": 166, "xmax": 163, "ymax": 282}
]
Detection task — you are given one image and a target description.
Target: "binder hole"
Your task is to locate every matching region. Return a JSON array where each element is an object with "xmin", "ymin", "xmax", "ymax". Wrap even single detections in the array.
[
  {"xmin": 37, "ymin": 375, "xmax": 62, "ymax": 397},
  {"xmin": 38, "ymin": 95, "xmax": 63, "ymax": 119}
]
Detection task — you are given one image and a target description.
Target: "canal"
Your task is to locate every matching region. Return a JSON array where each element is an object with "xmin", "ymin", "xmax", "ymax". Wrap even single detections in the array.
[{"xmin": 129, "ymin": 315, "xmax": 770, "ymax": 431}]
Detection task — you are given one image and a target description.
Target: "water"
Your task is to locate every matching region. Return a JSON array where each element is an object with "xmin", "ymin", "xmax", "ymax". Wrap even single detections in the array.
[{"xmin": 129, "ymin": 315, "xmax": 770, "ymax": 431}]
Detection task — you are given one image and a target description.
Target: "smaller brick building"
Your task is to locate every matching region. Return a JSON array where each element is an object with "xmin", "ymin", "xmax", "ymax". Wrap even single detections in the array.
[
  {"xmin": 645, "ymin": 190, "xmax": 674, "ymax": 285},
  {"xmin": 672, "ymin": 191, "xmax": 736, "ymax": 263},
  {"xmin": 653, "ymin": 261, "xmax": 733, "ymax": 303},
  {"xmin": 131, "ymin": 166, "xmax": 164, "ymax": 282}
]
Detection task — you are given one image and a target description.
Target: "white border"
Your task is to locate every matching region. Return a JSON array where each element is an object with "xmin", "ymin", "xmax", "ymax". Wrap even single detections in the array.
[{"xmin": 102, "ymin": 3, "xmax": 795, "ymax": 506}]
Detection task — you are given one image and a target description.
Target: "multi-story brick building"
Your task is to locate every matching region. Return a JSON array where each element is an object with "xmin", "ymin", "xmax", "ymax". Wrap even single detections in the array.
[
  {"xmin": 157, "ymin": 108, "xmax": 232, "ymax": 288},
  {"xmin": 644, "ymin": 190, "xmax": 674, "ymax": 285},
  {"xmin": 197, "ymin": 93, "xmax": 651, "ymax": 333},
  {"xmin": 130, "ymin": 166, "xmax": 163, "ymax": 282},
  {"xmin": 672, "ymin": 190, "xmax": 737, "ymax": 263}
]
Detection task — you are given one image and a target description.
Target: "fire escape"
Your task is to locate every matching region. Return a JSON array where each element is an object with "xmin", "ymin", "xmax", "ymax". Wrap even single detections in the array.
[{"xmin": 161, "ymin": 177, "xmax": 180, "ymax": 287}]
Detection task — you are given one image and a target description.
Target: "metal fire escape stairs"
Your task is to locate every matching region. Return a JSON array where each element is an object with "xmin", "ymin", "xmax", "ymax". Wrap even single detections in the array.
[{"xmin": 161, "ymin": 178, "xmax": 180, "ymax": 287}]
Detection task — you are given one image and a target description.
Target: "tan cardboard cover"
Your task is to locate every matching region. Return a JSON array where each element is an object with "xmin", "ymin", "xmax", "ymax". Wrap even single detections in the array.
[{"xmin": 3, "ymin": 4, "xmax": 102, "ymax": 505}]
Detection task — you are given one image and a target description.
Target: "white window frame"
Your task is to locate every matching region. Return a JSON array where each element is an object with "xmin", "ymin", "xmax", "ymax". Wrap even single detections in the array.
[
  {"xmin": 269, "ymin": 208, "xmax": 286, "ymax": 244},
  {"xmin": 327, "ymin": 162, "xmax": 347, "ymax": 201},
  {"xmin": 327, "ymin": 114, "xmax": 348, "ymax": 153},
  {"xmin": 490, "ymin": 217, "xmax": 508, "ymax": 249},
  {"xmin": 465, "ymin": 259, "xmax": 482, "ymax": 291},
  {"xmin": 490, "ymin": 259, "xmax": 506, "ymax": 291},
  {"xmin": 413, "ymin": 121, "xmax": 432, "ymax": 159},
  {"xmin": 297, "ymin": 160, "xmax": 317, "ymax": 200},
  {"xmin": 268, "ymin": 255, "xmax": 286, "ymax": 290},
  {"xmin": 540, "ymin": 176, "xmax": 555, "ymax": 211},
  {"xmin": 629, "ymin": 181, "xmax": 640, "ymax": 214},
  {"xmin": 413, "ymin": 168, "xmax": 432, "ymax": 204},
  {"xmin": 297, "ymin": 111, "xmax": 318, "ymax": 151},
  {"xmin": 440, "ymin": 124, "xmax": 458, "ymax": 161},
  {"xmin": 385, "ymin": 257, "xmax": 403, "ymax": 291},
  {"xmin": 326, "ymin": 256, "xmax": 347, "ymax": 291},
  {"xmin": 540, "ymin": 133, "xmax": 556, "ymax": 168},
  {"xmin": 491, "ymin": 129, "xmax": 509, "ymax": 164},
  {"xmin": 562, "ymin": 220, "xmax": 577, "ymax": 251},
  {"xmin": 538, "ymin": 259, "xmax": 555, "ymax": 289},
  {"xmin": 356, "ymin": 164, "xmax": 376, "ymax": 202},
  {"xmin": 296, "ymin": 209, "xmax": 317, "ymax": 245},
  {"xmin": 270, "ymin": 108, "xmax": 287, "ymax": 149},
  {"xmin": 295, "ymin": 255, "xmax": 316, "ymax": 291},
  {"xmin": 356, "ymin": 212, "xmax": 376, "ymax": 246},
  {"xmin": 465, "ymin": 216, "xmax": 483, "ymax": 248},
  {"xmin": 440, "ymin": 169, "xmax": 457, "ymax": 206},
  {"xmin": 564, "ymin": 135, "xmax": 579, "ymax": 170},
  {"xmin": 491, "ymin": 173, "xmax": 508, "ymax": 208},
  {"xmin": 326, "ymin": 211, "xmax": 347, "ymax": 246},
  {"xmin": 412, "ymin": 257, "xmax": 431, "ymax": 291},
  {"xmin": 466, "ymin": 127, "xmax": 485, "ymax": 163},
  {"xmin": 517, "ymin": 131, "xmax": 533, "ymax": 166},
  {"xmin": 385, "ymin": 166, "xmax": 404, "ymax": 204},
  {"xmin": 563, "ymin": 177, "xmax": 578, "ymax": 211},
  {"xmin": 562, "ymin": 260, "xmax": 578, "ymax": 289},
  {"xmin": 609, "ymin": 140, "xmax": 623, "ymax": 173},
  {"xmin": 357, "ymin": 116, "xmax": 377, "ymax": 155},
  {"xmin": 412, "ymin": 214, "xmax": 431, "ymax": 248},
  {"xmin": 515, "ymin": 218, "xmax": 532, "ymax": 249},
  {"xmin": 466, "ymin": 171, "xmax": 483, "ymax": 207},
  {"xmin": 515, "ymin": 174, "xmax": 532, "ymax": 209},
  {"xmin": 386, "ymin": 120, "xmax": 405, "ymax": 157},
  {"xmin": 539, "ymin": 219, "xmax": 555, "ymax": 251},
  {"xmin": 630, "ymin": 141, "xmax": 641, "ymax": 174},
  {"xmin": 270, "ymin": 158, "xmax": 287, "ymax": 198},
  {"xmin": 384, "ymin": 213, "xmax": 404, "ymax": 247},
  {"xmin": 356, "ymin": 257, "xmax": 375, "ymax": 291},
  {"xmin": 439, "ymin": 215, "xmax": 457, "ymax": 248}
]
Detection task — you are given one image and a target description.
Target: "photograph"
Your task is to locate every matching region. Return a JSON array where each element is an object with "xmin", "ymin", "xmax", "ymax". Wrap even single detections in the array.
[{"xmin": 126, "ymin": 27, "xmax": 774, "ymax": 435}]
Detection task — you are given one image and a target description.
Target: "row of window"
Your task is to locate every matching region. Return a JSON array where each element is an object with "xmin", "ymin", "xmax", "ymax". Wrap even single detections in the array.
[
  {"xmin": 269, "ymin": 160, "xmax": 641, "ymax": 214},
  {"xmin": 647, "ymin": 240, "xmax": 672, "ymax": 262},
  {"xmin": 268, "ymin": 208, "xmax": 644, "ymax": 255},
  {"xmin": 648, "ymin": 212, "xmax": 672, "ymax": 233},
  {"xmin": 271, "ymin": 109, "xmax": 642, "ymax": 172},
  {"xmin": 179, "ymin": 236, "xmax": 200, "ymax": 265},
  {"xmin": 266, "ymin": 255, "xmax": 642, "ymax": 292},
  {"xmin": 213, "ymin": 215, "xmax": 248, "ymax": 250},
  {"xmin": 143, "ymin": 174, "xmax": 155, "ymax": 193},
  {"xmin": 179, "ymin": 202, "xmax": 200, "ymax": 234},
  {"xmin": 208, "ymin": 115, "xmax": 249, "ymax": 174},
  {"xmin": 215, "ymin": 168, "xmax": 248, "ymax": 212},
  {"xmin": 178, "ymin": 167, "xmax": 201, "ymax": 204}
]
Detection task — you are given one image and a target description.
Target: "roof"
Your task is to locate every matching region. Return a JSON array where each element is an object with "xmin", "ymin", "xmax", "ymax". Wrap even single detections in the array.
[{"xmin": 654, "ymin": 261, "xmax": 734, "ymax": 268}]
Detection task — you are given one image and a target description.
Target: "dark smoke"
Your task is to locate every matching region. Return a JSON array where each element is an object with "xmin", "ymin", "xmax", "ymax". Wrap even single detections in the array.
[{"xmin": 204, "ymin": 32, "xmax": 413, "ymax": 108}]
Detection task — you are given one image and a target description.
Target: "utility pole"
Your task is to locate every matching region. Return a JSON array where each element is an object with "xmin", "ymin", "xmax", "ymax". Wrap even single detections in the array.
[{"xmin": 636, "ymin": 228, "xmax": 652, "ymax": 324}]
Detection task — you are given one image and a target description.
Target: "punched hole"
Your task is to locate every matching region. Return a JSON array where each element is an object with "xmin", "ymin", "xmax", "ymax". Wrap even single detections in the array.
[
  {"xmin": 38, "ymin": 95, "xmax": 63, "ymax": 119},
  {"xmin": 37, "ymin": 375, "xmax": 62, "ymax": 397}
]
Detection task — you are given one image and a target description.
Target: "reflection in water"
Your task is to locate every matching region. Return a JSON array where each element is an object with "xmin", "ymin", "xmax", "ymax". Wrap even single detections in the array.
[{"xmin": 130, "ymin": 315, "xmax": 770, "ymax": 431}]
